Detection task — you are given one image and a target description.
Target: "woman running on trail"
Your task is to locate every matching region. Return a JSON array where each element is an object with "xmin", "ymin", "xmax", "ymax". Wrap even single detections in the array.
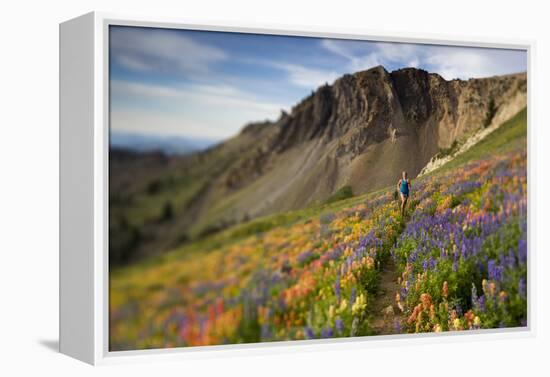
[{"xmin": 397, "ymin": 171, "xmax": 411, "ymax": 216}]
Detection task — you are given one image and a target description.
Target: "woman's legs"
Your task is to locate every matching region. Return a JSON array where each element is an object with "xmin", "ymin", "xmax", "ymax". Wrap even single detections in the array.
[{"xmin": 400, "ymin": 193, "xmax": 408, "ymax": 216}]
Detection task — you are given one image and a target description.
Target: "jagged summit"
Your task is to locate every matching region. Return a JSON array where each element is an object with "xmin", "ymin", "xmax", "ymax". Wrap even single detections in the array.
[
  {"xmin": 216, "ymin": 65, "xmax": 525, "ymax": 215},
  {"xmin": 238, "ymin": 66, "xmax": 525, "ymax": 154}
]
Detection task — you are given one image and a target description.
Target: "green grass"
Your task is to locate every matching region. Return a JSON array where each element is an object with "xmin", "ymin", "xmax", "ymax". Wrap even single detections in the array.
[
  {"xmin": 109, "ymin": 170, "xmax": 210, "ymax": 231},
  {"xmin": 325, "ymin": 185, "xmax": 354, "ymax": 204}
]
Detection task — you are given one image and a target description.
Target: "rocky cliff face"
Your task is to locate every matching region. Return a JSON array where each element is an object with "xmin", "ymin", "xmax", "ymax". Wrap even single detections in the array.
[
  {"xmin": 215, "ymin": 66, "xmax": 526, "ymax": 209},
  {"xmin": 110, "ymin": 66, "xmax": 527, "ymax": 259}
]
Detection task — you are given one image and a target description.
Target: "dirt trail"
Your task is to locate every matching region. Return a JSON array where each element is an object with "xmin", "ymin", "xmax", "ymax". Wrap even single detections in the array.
[{"xmin": 370, "ymin": 258, "xmax": 403, "ymax": 335}]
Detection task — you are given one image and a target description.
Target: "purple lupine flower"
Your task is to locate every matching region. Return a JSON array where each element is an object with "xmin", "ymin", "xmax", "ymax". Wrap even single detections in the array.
[
  {"xmin": 271, "ymin": 272, "xmax": 282, "ymax": 284},
  {"xmin": 518, "ymin": 278, "xmax": 527, "ymax": 298},
  {"xmin": 394, "ymin": 321, "xmax": 402, "ymax": 333},
  {"xmin": 335, "ymin": 318, "xmax": 344, "ymax": 333},
  {"xmin": 297, "ymin": 250, "xmax": 314, "ymax": 265},
  {"xmin": 350, "ymin": 287, "xmax": 357, "ymax": 305},
  {"xmin": 500, "ymin": 250, "xmax": 515, "ymax": 270},
  {"xmin": 326, "ymin": 247, "xmax": 343, "ymax": 261},
  {"xmin": 321, "ymin": 328, "xmax": 334, "ymax": 338},
  {"xmin": 488, "ymin": 260, "xmax": 503, "ymax": 282},
  {"xmin": 199, "ymin": 315, "xmax": 207, "ymax": 337},
  {"xmin": 347, "ymin": 256, "xmax": 353, "ymax": 270},
  {"xmin": 261, "ymin": 324, "xmax": 272, "ymax": 340},
  {"xmin": 518, "ymin": 239, "xmax": 527, "ymax": 265},
  {"xmin": 454, "ymin": 303, "xmax": 463, "ymax": 316},
  {"xmin": 304, "ymin": 327, "xmax": 315, "ymax": 339},
  {"xmin": 477, "ymin": 295, "xmax": 486, "ymax": 312},
  {"xmin": 461, "ymin": 243, "xmax": 467, "ymax": 259},
  {"xmin": 334, "ymin": 273, "xmax": 341, "ymax": 302},
  {"xmin": 422, "ymin": 259, "xmax": 429, "ymax": 271}
]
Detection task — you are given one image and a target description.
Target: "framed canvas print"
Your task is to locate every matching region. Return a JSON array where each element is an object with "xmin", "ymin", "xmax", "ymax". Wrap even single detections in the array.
[{"xmin": 59, "ymin": 12, "xmax": 533, "ymax": 365}]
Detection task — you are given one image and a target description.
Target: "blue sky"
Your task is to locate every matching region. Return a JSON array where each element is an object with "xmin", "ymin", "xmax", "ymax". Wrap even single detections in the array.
[{"xmin": 109, "ymin": 25, "xmax": 527, "ymax": 141}]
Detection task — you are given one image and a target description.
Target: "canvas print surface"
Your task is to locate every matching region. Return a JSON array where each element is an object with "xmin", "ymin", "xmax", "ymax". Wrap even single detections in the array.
[{"xmin": 108, "ymin": 25, "xmax": 528, "ymax": 351}]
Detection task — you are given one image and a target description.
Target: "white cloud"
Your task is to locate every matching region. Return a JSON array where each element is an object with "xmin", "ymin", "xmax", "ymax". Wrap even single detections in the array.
[
  {"xmin": 186, "ymin": 83, "xmax": 287, "ymax": 114},
  {"xmin": 407, "ymin": 57, "xmax": 420, "ymax": 68},
  {"xmin": 110, "ymin": 27, "xmax": 227, "ymax": 76},
  {"xmin": 321, "ymin": 38, "xmax": 526, "ymax": 80},
  {"xmin": 112, "ymin": 80, "xmax": 285, "ymax": 116},
  {"xmin": 271, "ymin": 63, "xmax": 341, "ymax": 88},
  {"xmin": 347, "ymin": 54, "xmax": 382, "ymax": 72},
  {"xmin": 321, "ymin": 39, "xmax": 421, "ymax": 73},
  {"xmin": 321, "ymin": 40, "xmax": 356, "ymax": 60},
  {"xmin": 321, "ymin": 39, "xmax": 376, "ymax": 72},
  {"xmin": 424, "ymin": 47, "xmax": 527, "ymax": 80},
  {"xmin": 377, "ymin": 43, "xmax": 418, "ymax": 62},
  {"xmin": 111, "ymin": 109, "xmax": 221, "ymax": 139},
  {"xmin": 426, "ymin": 49, "xmax": 493, "ymax": 80},
  {"xmin": 110, "ymin": 80, "xmax": 287, "ymax": 139},
  {"xmin": 115, "ymin": 54, "xmax": 152, "ymax": 72},
  {"xmin": 111, "ymin": 80, "xmax": 184, "ymax": 98}
]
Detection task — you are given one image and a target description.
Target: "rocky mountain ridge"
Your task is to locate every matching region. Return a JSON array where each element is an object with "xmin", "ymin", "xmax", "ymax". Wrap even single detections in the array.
[
  {"xmin": 109, "ymin": 66, "xmax": 527, "ymax": 262},
  {"xmin": 217, "ymin": 66, "xmax": 526, "ymax": 201}
]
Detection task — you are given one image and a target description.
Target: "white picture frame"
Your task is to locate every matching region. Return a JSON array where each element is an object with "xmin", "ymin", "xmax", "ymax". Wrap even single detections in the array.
[{"xmin": 59, "ymin": 11, "xmax": 535, "ymax": 365}]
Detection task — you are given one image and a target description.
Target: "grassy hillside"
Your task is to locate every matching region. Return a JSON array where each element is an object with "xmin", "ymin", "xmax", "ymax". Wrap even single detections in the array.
[
  {"xmin": 108, "ymin": 131, "xmax": 264, "ymax": 264},
  {"xmin": 109, "ymin": 108, "xmax": 527, "ymax": 350}
]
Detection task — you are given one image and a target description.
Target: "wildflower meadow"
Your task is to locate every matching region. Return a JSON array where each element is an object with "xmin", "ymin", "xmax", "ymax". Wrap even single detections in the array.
[{"xmin": 109, "ymin": 109, "xmax": 527, "ymax": 350}]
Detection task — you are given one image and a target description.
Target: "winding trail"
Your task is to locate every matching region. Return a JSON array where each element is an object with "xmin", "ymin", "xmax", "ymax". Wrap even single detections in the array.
[
  {"xmin": 370, "ymin": 258, "xmax": 403, "ymax": 334},
  {"xmin": 369, "ymin": 210, "xmax": 410, "ymax": 335}
]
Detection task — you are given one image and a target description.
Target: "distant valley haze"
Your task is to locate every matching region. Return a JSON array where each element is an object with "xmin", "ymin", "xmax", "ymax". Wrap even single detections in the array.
[{"xmin": 110, "ymin": 130, "xmax": 219, "ymax": 155}]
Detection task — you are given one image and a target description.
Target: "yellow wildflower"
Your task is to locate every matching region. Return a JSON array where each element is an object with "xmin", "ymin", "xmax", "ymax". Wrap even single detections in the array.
[
  {"xmin": 328, "ymin": 305, "xmax": 335, "ymax": 320},
  {"xmin": 474, "ymin": 316, "xmax": 481, "ymax": 327},
  {"xmin": 338, "ymin": 299, "xmax": 348, "ymax": 313},
  {"xmin": 351, "ymin": 293, "xmax": 367, "ymax": 315}
]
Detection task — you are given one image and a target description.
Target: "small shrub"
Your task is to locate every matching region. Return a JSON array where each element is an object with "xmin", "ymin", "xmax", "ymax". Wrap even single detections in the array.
[
  {"xmin": 160, "ymin": 201, "xmax": 174, "ymax": 221},
  {"xmin": 146, "ymin": 179, "xmax": 163, "ymax": 195},
  {"xmin": 484, "ymin": 99, "xmax": 498, "ymax": 128},
  {"xmin": 325, "ymin": 185, "xmax": 353, "ymax": 204}
]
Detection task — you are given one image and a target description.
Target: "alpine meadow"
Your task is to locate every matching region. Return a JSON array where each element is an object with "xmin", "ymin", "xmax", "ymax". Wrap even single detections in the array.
[{"xmin": 108, "ymin": 26, "xmax": 528, "ymax": 351}]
